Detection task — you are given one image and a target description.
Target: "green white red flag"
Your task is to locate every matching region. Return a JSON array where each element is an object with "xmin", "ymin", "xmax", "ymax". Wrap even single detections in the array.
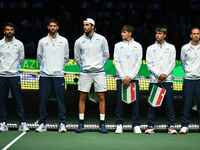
[
  {"xmin": 121, "ymin": 82, "xmax": 136, "ymax": 104},
  {"xmin": 88, "ymin": 83, "xmax": 98, "ymax": 103},
  {"xmin": 148, "ymin": 85, "xmax": 166, "ymax": 107}
]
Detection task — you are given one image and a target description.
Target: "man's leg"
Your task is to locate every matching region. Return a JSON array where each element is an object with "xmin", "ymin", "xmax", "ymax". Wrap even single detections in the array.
[
  {"xmin": 53, "ymin": 77, "xmax": 66, "ymax": 124},
  {"xmin": 130, "ymin": 80, "xmax": 140, "ymax": 126},
  {"xmin": 115, "ymin": 80, "xmax": 124, "ymax": 125},
  {"xmin": 0, "ymin": 77, "xmax": 9, "ymax": 123},
  {"xmin": 162, "ymin": 82, "xmax": 176, "ymax": 127},
  {"xmin": 38, "ymin": 77, "xmax": 52, "ymax": 124},
  {"xmin": 147, "ymin": 83, "xmax": 156, "ymax": 127},
  {"xmin": 194, "ymin": 80, "xmax": 200, "ymax": 123},
  {"xmin": 78, "ymin": 91, "xmax": 88, "ymax": 123},
  {"xmin": 181, "ymin": 79, "xmax": 195, "ymax": 127},
  {"xmin": 97, "ymin": 92, "xmax": 106, "ymax": 123},
  {"xmin": 9, "ymin": 77, "xmax": 25, "ymax": 123},
  {"xmin": 76, "ymin": 72, "xmax": 92, "ymax": 133},
  {"xmin": 94, "ymin": 72, "xmax": 108, "ymax": 133}
]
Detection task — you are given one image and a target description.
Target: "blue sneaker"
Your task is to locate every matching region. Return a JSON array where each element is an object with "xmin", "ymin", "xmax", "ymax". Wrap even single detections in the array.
[
  {"xmin": 99, "ymin": 124, "xmax": 108, "ymax": 134},
  {"xmin": 76, "ymin": 124, "xmax": 85, "ymax": 133}
]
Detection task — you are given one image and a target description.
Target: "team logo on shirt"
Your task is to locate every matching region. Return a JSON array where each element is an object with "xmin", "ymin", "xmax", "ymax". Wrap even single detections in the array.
[
  {"xmin": 153, "ymin": 49, "xmax": 157, "ymax": 53},
  {"xmin": 95, "ymin": 39, "xmax": 100, "ymax": 44},
  {"xmin": 13, "ymin": 44, "xmax": 18, "ymax": 50},
  {"xmin": 58, "ymin": 42, "xmax": 63, "ymax": 47},
  {"xmin": 45, "ymin": 43, "xmax": 50, "ymax": 47},
  {"xmin": 120, "ymin": 46, "xmax": 125, "ymax": 50},
  {"xmin": 0, "ymin": 44, "xmax": 5, "ymax": 48},
  {"xmin": 165, "ymin": 48, "xmax": 170, "ymax": 53}
]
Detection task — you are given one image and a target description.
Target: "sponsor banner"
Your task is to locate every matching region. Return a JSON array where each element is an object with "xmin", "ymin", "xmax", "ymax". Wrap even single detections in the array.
[{"xmin": 20, "ymin": 59, "xmax": 185, "ymax": 77}]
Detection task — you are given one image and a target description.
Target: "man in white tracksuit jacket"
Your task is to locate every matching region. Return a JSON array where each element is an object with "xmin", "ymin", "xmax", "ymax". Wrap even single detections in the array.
[
  {"xmin": 145, "ymin": 27, "xmax": 177, "ymax": 134},
  {"xmin": 74, "ymin": 18, "xmax": 110, "ymax": 133},
  {"xmin": 179, "ymin": 27, "xmax": 200, "ymax": 134},
  {"xmin": 36, "ymin": 18, "xmax": 69, "ymax": 133},
  {"xmin": 114, "ymin": 25, "xmax": 142, "ymax": 134},
  {"xmin": 0, "ymin": 22, "xmax": 29, "ymax": 132}
]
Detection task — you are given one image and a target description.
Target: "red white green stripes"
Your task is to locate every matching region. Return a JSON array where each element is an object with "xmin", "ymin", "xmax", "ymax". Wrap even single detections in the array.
[
  {"xmin": 148, "ymin": 85, "xmax": 166, "ymax": 107},
  {"xmin": 122, "ymin": 83, "xmax": 136, "ymax": 104}
]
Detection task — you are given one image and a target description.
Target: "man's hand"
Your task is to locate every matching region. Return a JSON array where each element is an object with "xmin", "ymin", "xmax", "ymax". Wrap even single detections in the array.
[
  {"xmin": 122, "ymin": 77, "xmax": 131, "ymax": 87},
  {"xmin": 158, "ymin": 74, "xmax": 167, "ymax": 83}
]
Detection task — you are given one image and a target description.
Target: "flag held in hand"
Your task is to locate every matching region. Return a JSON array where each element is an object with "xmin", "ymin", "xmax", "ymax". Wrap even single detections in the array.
[
  {"xmin": 148, "ymin": 85, "xmax": 166, "ymax": 107},
  {"xmin": 121, "ymin": 82, "xmax": 136, "ymax": 104}
]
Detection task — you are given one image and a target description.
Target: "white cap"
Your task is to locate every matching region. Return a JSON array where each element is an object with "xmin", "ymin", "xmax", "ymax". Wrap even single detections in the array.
[{"xmin": 83, "ymin": 18, "xmax": 95, "ymax": 25}]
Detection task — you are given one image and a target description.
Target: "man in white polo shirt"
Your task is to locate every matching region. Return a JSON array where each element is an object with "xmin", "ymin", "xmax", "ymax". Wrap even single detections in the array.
[
  {"xmin": 179, "ymin": 27, "xmax": 200, "ymax": 134},
  {"xmin": 74, "ymin": 18, "xmax": 110, "ymax": 133},
  {"xmin": 0, "ymin": 22, "xmax": 29, "ymax": 132},
  {"xmin": 114, "ymin": 25, "xmax": 142, "ymax": 134},
  {"xmin": 145, "ymin": 27, "xmax": 177, "ymax": 134}
]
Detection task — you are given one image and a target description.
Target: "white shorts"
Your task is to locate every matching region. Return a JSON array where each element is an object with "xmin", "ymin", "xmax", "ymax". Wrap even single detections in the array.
[{"xmin": 78, "ymin": 72, "xmax": 107, "ymax": 92}]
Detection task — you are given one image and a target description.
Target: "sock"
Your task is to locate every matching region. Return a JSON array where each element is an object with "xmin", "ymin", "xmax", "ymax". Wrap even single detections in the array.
[
  {"xmin": 79, "ymin": 113, "xmax": 84, "ymax": 124},
  {"xmin": 100, "ymin": 114, "xmax": 105, "ymax": 125}
]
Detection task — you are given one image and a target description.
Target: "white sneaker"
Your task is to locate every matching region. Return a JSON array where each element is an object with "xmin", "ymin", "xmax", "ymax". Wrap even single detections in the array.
[
  {"xmin": 115, "ymin": 124, "xmax": 123, "ymax": 134},
  {"xmin": 179, "ymin": 127, "xmax": 188, "ymax": 134},
  {"xmin": 18, "ymin": 122, "xmax": 30, "ymax": 132},
  {"xmin": 0, "ymin": 122, "xmax": 8, "ymax": 132},
  {"xmin": 145, "ymin": 126, "xmax": 154, "ymax": 134},
  {"xmin": 134, "ymin": 126, "xmax": 142, "ymax": 134},
  {"xmin": 58, "ymin": 123, "xmax": 67, "ymax": 133},
  {"xmin": 168, "ymin": 126, "xmax": 177, "ymax": 134},
  {"xmin": 35, "ymin": 123, "xmax": 47, "ymax": 132}
]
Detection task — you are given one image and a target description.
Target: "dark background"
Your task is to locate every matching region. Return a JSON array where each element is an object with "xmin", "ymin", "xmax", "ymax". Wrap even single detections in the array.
[{"xmin": 0, "ymin": 0, "xmax": 200, "ymax": 60}]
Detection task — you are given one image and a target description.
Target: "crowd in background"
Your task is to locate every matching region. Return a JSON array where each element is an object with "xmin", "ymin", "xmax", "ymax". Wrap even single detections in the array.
[{"xmin": 0, "ymin": 0, "xmax": 199, "ymax": 59}]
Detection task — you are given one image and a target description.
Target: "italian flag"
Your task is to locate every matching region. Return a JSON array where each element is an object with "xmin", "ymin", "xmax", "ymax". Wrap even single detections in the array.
[
  {"xmin": 148, "ymin": 85, "xmax": 166, "ymax": 107},
  {"xmin": 121, "ymin": 82, "xmax": 136, "ymax": 104}
]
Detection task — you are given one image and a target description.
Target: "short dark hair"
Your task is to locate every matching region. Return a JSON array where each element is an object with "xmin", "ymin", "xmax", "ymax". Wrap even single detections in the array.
[
  {"xmin": 155, "ymin": 27, "xmax": 167, "ymax": 34},
  {"xmin": 4, "ymin": 22, "xmax": 15, "ymax": 30},
  {"xmin": 48, "ymin": 18, "xmax": 59, "ymax": 26},
  {"xmin": 190, "ymin": 27, "xmax": 200, "ymax": 34},
  {"xmin": 121, "ymin": 25, "xmax": 134, "ymax": 33}
]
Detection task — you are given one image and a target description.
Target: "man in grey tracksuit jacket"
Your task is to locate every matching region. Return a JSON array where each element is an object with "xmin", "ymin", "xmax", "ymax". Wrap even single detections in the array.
[
  {"xmin": 36, "ymin": 18, "xmax": 69, "ymax": 133},
  {"xmin": 0, "ymin": 22, "xmax": 29, "ymax": 132},
  {"xmin": 145, "ymin": 27, "xmax": 177, "ymax": 134},
  {"xmin": 179, "ymin": 27, "xmax": 200, "ymax": 134}
]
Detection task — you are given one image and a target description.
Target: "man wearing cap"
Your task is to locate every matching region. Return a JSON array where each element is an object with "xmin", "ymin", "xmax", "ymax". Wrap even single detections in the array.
[{"xmin": 74, "ymin": 18, "xmax": 110, "ymax": 133}]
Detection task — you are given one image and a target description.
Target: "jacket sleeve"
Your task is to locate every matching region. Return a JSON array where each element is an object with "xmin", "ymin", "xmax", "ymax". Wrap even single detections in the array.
[
  {"xmin": 114, "ymin": 44, "xmax": 126, "ymax": 79},
  {"xmin": 146, "ymin": 47, "xmax": 160, "ymax": 77},
  {"xmin": 102, "ymin": 37, "xmax": 110, "ymax": 65},
  {"xmin": 64, "ymin": 39, "xmax": 69, "ymax": 64},
  {"xmin": 19, "ymin": 42, "xmax": 25, "ymax": 65},
  {"xmin": 129, "ymin": 44, "xmax": 143, "ymax": 79},
  {"xmin": 37, "ymin": 40, "xmax": 43, "ymax": 64},
  {"xmin": 163, "ymin": 45, "xmax": 176, "ymax": 76},
  {"xmin": 74, "ymin": 40, "xmax": 81, "ymax": 67},
  {"xmin": 180, "ymin": 46, "xmax": 186, "ymax": 71}
]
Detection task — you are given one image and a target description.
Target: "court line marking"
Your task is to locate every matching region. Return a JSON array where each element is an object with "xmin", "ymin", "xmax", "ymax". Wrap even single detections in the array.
[{"xmin": 2, "ymin": 132, "xmax": 27, "ymax": 150}]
